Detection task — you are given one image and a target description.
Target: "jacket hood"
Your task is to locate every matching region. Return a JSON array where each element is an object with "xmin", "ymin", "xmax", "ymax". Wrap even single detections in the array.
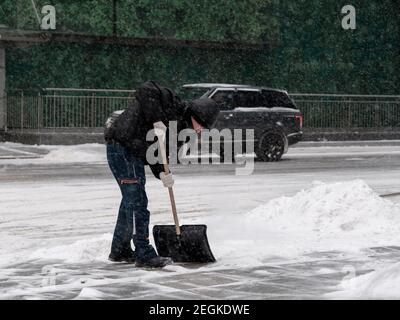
[
  {"xmin": 185, "ymin": 98, "xmax": 219, "ymax": 128},
  {"xmin": 135, "ymin": 80, "xmax": 187, "ymax": 117}
]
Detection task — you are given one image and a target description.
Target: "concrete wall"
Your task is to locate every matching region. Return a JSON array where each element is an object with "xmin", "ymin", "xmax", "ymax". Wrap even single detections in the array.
[
  {"xmin": 3, "ymin": 128, "xmax": 400, "ymax": 145},
  {"xmin": 4, "ymin": 130, "xmax": 104, "ymax": 145}
]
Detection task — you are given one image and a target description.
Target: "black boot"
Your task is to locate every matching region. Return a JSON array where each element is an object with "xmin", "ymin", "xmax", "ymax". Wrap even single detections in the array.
[
  {"xmin": 108, "ymin": 249, "xmax": 136, "ymax": 264},
  {"xmin": 135, "ymin": 256, "xmax": 172, "ymax": 268}
]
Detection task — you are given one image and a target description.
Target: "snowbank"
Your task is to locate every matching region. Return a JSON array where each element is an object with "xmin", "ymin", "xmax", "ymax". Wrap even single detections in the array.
[
  {"xmin": 28, "ymin": 180, "xmax": 400, "ymax": 269},
  {"xmin": 30, "ymin": 234, "xmax": 112, "ymax": 263},
  {"xmin": 75, "ymin": 287, "xmax": 108, "ymax": 300},
  {"xmin": 0, "ymin": 143, "xmax": 106, "ymax": 164},
  {"xmin": 43, "ymin": 144, "xmax": 106, "ymax": 163},
  {"xmin": 327, "ymin": 262, "xmax": 400, "ymax": 299},
  {"xmin": 248, "ymin": 179, "xmax": 400, "ymax": 237},
  {"xmin": 207, "ymin": 180, "xmax": 400, "ymax": 265}
]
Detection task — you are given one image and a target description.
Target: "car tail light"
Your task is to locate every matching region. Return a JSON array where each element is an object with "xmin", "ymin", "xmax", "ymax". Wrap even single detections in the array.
[{"xmin": 295, "ymin": 115, "xmax": 303, "ymax": 129}]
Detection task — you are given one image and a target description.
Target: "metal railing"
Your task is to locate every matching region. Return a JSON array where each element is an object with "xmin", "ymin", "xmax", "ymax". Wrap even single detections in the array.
[
  {"xmin": 290, "ymin": 93, "xmax": 400, "ymax": 129},
  {"xmin": 6, "ymin": 88, "xmax": 135, "ymax": 132},
  {"xmin": 4, "ymin": 89, "xmax": 400, "ymax": 132}
]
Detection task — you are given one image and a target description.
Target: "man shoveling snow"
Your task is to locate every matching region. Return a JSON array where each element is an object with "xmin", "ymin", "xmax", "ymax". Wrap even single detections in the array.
[{"xmin": 104, "ymin": 81, "xmax": 218, "ymax": 268}]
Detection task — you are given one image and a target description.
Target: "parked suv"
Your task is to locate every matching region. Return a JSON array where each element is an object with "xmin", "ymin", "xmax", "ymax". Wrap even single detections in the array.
[{"xmin": 182, "ymin": 83, "xmax": 303, "ymax": 161}]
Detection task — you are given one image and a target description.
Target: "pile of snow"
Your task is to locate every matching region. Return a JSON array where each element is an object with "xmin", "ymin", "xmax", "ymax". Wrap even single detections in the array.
[
  {"xmin": 28, "ymin": 180, "xmax": 400, "ymax": 269},
  {"xmin": 43, "ymin": 144, "xmax": 106, "ymax": 163},
  {"xmin": 247, "ymin": 180, "xmax": 400, "ymax": 237},
  {"xmin": 207, "ymin": 180, "xmax": 400, "ymax": 264},
  {"xmin": 328, "ymin": 262, "xmax": 400, "ymax": 299},
  {"xmin": 0, "ymin": 143, "xmax": 106, "ymax": 164},
  {"xmin": 75, "ymin": 287, "xmax": 107, "ymax": 300},
  {"xmin": 30, "ymin": 234, "xmax": 112, "ymax": 263}
]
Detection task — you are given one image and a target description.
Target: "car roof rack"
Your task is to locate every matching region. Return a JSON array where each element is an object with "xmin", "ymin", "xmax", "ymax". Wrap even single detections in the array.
[
  {"xmin": 182, "ymin": 83, "xmax": 288, "ymax": 93},
  {"xmin": 182, "ymin": 83, "xmax": 252, "ymax": 89}
]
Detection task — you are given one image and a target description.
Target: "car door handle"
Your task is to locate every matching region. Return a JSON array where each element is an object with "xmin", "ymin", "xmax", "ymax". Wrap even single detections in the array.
[{"xmin": 223, "ymin": 113, "xmax": 234, "ymax": 119}]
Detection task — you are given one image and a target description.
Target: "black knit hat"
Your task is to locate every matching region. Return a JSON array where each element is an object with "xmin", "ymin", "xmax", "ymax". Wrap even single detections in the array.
[{"xmin": 185, "ymin": 98, "xmax": 219, "ymax": 129}]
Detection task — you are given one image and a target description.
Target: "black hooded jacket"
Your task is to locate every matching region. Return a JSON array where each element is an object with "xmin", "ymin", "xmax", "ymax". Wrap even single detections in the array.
[{"xmin": 104, "ymin": 81, "xmax": 219, "ymax": 178}]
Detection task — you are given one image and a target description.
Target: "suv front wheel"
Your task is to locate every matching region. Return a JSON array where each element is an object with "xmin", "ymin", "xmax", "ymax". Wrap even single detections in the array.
[{"xmin": 256, "ymin": 131, "xmax": 285, "ymax": 162}]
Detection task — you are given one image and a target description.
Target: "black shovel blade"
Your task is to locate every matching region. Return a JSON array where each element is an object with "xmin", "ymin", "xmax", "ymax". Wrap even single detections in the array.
[{"xmin": 153, "ymin": 225, "xmax": 216, "ymax": 263}]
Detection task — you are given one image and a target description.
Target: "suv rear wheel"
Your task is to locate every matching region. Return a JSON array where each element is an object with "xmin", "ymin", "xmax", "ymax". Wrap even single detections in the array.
[{"xmin": 256, "ymin": 131, "xmax": 285, "ymax": 162}]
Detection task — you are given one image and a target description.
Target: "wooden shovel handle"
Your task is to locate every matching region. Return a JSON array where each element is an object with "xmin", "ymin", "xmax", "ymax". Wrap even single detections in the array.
[{"xmin": 154, "ymin": 123, "xmax": 181, "ymax": 236}]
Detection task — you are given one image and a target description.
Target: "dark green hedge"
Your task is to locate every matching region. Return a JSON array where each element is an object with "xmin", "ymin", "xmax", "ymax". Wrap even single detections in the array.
[{"xmin": 1, "ymin": 0, "xmax": 399, "ymax": 94}]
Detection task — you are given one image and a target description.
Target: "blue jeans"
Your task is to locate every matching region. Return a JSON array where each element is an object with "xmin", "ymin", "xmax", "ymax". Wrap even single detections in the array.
[{"xmin": 106, "ymin": 142, "xmax": 157, "ymax": 263}]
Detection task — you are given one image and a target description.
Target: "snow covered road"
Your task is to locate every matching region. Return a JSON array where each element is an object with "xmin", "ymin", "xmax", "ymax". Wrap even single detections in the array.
[{"xmin": 1, "ymin": 141, "xmax": 400, "ymax": 299}]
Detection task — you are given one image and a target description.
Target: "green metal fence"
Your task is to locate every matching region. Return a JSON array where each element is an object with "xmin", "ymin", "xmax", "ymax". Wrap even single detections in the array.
[
  {"xmin": 291, "ymin": 94, "xmax": 400, "ymax": 129},
  {"xmin": 5, "ymin": 89, "xmax": 400, "ymax": 132},
  {"xmin": 6, "ymin": 89, "xmax": 135, "ymax": 131}
]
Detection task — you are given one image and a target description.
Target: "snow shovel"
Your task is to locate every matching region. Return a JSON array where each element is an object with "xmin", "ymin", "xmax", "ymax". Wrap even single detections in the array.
[{"xmin": 152, "ymin": 122, "xmax": 216, "ymax": 263}]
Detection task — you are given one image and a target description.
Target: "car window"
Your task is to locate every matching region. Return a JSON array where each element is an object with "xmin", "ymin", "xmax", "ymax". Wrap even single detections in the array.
[
  {"xmin": 210, "ymin": 90, "xmax": 234, "ymax": 110},
  {"xmin": 262, "ymin": 90, "xmax": 296, "ymax": 108},
  {"xmin": 236, "ymin": 91, "xmax": 263, "ymax": 108},
  {"xmin": 181, "ymin": 88, "xmax": 212, "ymax": 100}
]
